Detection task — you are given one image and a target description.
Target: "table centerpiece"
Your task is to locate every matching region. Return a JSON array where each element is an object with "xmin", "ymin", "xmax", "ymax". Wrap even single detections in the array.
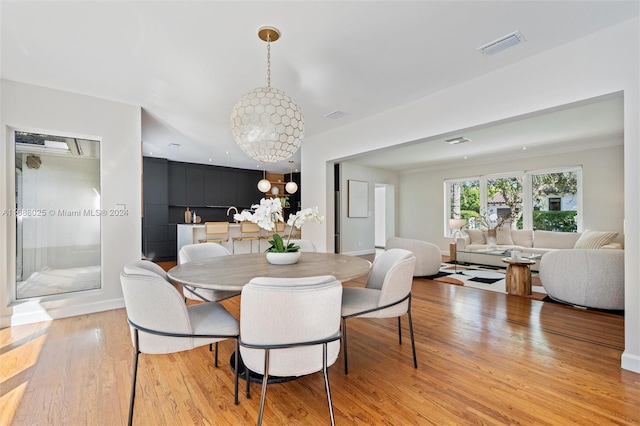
[{"xmin": 234, "ymin": 197, "xmax": 323, "ymax": 264}]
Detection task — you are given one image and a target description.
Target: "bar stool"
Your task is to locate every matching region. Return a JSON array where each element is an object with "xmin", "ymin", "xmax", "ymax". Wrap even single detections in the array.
[
  {"xmin": 198, "ymin": 222, "xmax": 230, "ymax": 244},
  {"xmin": 232, "ymin": 222, "xmax": 261, "ymax": 253}
]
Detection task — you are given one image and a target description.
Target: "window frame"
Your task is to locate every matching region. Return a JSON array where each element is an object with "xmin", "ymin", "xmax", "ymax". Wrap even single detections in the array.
[{"xmin": 444, "ymin": 166, "xmax": 582, "ymax": 236}]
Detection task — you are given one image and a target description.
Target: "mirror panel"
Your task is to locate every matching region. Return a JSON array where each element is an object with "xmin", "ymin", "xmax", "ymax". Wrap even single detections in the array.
[{"xmin": 15, "ymin": 131, "xmax": 101, "ymax": 299}]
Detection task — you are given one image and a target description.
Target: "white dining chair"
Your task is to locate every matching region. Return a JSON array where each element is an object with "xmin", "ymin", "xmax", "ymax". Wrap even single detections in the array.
[
  {"xmin": 239, "ymin": 275, "xmax": 343, "ymax": 426},
  {"xmin": 178, "ymin": 243, "xmax": 240, "ymax": 302},
  {"xmin": 340, "ymin": 248, "xmax": 417, "ymax": 374},
  {"xmin": 120, "ymin": 260, "xmax": 240, "ymax": 426}
]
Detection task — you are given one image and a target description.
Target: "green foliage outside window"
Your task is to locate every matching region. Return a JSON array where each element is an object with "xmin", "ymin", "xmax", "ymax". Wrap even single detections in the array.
[{"xmin": 533, "ymin": 211, "xmax": 577, "ymax": 232}]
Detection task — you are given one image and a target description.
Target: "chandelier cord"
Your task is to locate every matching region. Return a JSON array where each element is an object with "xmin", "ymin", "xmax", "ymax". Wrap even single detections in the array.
[{"xmin": 266, "ymin": 34, "xmax": 271, "ymax": 88}]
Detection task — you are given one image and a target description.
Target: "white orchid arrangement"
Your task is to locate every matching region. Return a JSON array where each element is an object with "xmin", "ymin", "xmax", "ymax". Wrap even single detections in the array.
[{"xmin": 234, "ymin": 197, "xmax": 324, "ymax": 252}]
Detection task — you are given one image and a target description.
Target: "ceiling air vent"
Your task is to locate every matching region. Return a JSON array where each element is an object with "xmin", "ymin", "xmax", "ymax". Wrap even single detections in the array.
[
  {"xmin": 478, "ymin": 31, "xmax": 525, "ymax": 56},
  {"xmin": 324, "ymin": 110, "xmax": 346, "ymax": 119},
  {"xmin": 445, "ymin": 137, "xmax": 471, "ymax": 145}
]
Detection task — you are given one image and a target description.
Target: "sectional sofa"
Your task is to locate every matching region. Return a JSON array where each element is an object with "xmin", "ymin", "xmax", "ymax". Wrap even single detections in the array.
[{"xmin": 455, "ymin": 228, "xmax": 621, "ymax": 272}]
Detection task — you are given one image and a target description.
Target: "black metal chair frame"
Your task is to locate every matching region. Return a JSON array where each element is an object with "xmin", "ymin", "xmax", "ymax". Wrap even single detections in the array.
[
  {"xmin": 341, "ymin": 292, "xmax": 417, "ymax": 374},
  {"xmin": 239, "ymin": 331, "xmax": 342, "ymax": 426},
  {"xmin": 127, "ymin": 319, "xmax": 240, "ymax": 426},
  {"xmin": 182, "ymin": 284, "xmax": 240, "ymax": 303}
]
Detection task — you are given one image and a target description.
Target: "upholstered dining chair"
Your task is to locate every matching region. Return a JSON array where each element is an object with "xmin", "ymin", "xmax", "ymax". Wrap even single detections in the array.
[
  {"xmin": 239, "ymin": 275, "xmax": 343, "ymax": 426},
  {"xmin": 340, "ymin": 248, "xmax": 417, "ymax": 374},
  {"xmin": 178, "ymin": 243, "xmax": 240, "ymax": 303},
  {"xmin": 120, "ymin": 261, "xmax": 240, "ymax": 426},
  {"xmin": 198, "ymin": 221, "xmax": 230, "ymax": 244},
  {"xmin": 232, "ymin": 222, "xmax": 261, "ymax": 253}
]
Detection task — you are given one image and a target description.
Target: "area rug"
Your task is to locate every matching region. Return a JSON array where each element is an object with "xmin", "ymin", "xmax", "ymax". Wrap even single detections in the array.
[{"xmin": 419, "ymin": 263, "xmax": 546, "ymax": 296}]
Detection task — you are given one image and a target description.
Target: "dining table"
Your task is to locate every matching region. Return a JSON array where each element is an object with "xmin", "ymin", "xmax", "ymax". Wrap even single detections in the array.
[
  {"xmin": 166, "ymin": 251, "xmax": 372, "ymax": 291},
  {"xmin": 167, "ymin": 251, "xmax": 372, "ymax": 383}
]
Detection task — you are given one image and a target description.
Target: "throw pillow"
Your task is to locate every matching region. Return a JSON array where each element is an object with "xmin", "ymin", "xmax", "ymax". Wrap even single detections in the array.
[
  {"xmin": 496, "ymin": 227, "xmax": 514, "ymax": 245},
  {"xmin": 573, "ymin": 229, "xmax": 618, "ymax": 249},
  {"xmin": 466, "ymin": 229, "xmax": 485, "ymax": 245}
]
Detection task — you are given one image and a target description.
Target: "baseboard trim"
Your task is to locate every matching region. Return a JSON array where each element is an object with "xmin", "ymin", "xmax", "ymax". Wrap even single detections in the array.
[
  {"xmin": 1, "ymin": 298, "xmax": 125, "ymax": 327},
  {"xmin": 621, "ymin": 350, "xmax": 640, "ymax": 373}
]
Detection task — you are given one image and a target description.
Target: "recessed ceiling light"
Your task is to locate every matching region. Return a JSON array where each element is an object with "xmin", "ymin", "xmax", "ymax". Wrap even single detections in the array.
[
  {"xmin": 225, "ymin": 150, "xmax": 230, "ymax": 154},
  {"xmin": 209, "ymin": 158, "xmax": 213, "ymax": 161},
  {"xmin": 522, "ymin": 147, "xmax": 527, "ymax": 150},
  {"xmin": 445, "ymin": 137, "xmax": 471, "ymax": 145},
  {"xmin": 168, "ymin": 143, "xmax": 181, "ymax": 148}
]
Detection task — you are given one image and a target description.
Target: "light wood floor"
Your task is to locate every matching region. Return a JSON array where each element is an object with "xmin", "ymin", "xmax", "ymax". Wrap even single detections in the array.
[{"xmin": 1, "ymin": 268, "xmax": 638, "ymax": 425}]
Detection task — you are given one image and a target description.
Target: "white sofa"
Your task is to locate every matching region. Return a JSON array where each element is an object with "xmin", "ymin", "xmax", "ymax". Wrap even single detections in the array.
[
  {"xmin": 386, "ymin": 237, "xmax": 441, "ymax": 277},
  {"xmin": 539, "ymin": 249, "xmax": 624, "ymax": 310},
  {"xmin": 456, "ymin": 229, "xmax": 621, "ymax": 272}
]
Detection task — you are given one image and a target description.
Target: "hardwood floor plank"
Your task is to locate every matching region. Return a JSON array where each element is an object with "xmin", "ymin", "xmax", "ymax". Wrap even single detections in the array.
[{"xmin": 1, "ymin": 276, "xmax": 638, "ymax": 425}]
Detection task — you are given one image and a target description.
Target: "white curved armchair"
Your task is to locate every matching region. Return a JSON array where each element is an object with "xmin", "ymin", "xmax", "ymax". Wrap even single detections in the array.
[
  {"xmin": 539, "ymin": 249, "xmax": 624, "ymax": 310},
  {"xmin": 178, "ymin": 243, "xmax": 240, "ymax": 302},
  {"xmin": 341, "ymin": 248, "xmax": 417, "ymax": 374},
  {"xmin": 120, "ymin": 261, "xmax": 239, "ymax": 426},
  {"xmin": 239, "ymin": 275, "xmax": 343, "ymax": 426},
  {"xmin": 385, "ymin": 237, "xmax": 441, "ymax": 276}
]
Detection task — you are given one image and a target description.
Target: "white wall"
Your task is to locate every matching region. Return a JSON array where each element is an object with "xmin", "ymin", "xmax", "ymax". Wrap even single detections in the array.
[
  {"xmin": 374, "ymin": 185, "xmax": 386, "ymax": 247},
  {"xmin": 1, "ymin": 80, "xmax": 141, "ymax": 326},
  {"xmin": 339, "ymin": 162, "xmax": 398, "ymax": 254},
  {"xmin": 301, "ymin": 19, "xmax": 639, "ymax": 372},
  {"xmin": 397, "ymin": 144, "xmax": 623, "ymax": 251}
]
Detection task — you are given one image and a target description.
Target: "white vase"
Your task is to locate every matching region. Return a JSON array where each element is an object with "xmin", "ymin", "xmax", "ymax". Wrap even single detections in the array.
[{"xmin": 266, "ymin": 251, "xmax": 301, "ymax": 265}]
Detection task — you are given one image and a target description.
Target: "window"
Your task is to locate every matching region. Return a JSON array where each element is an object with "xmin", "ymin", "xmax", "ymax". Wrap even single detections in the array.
[
  {"xmin": 548, "ymin": 198, "xmax": 561, "ymax": 211},
  {"xmin": 445, "ymin": 167, "xmax": 581, "ymax": 235}
]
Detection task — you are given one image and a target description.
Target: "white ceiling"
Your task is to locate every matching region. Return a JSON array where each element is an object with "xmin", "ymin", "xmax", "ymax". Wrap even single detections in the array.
[{"xmin": 2, "ymin": 1, "xmax": 637, "ymax": 173}]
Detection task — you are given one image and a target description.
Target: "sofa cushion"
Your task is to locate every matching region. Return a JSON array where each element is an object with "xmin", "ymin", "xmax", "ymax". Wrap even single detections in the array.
[
  {"xmin": 573, "ymin": 229, "xmax": 619, "ymax": 249},
  {"xmin": 533, "ymin": 230, "xmax": 581, "ymax": 249},
  {"xmin": 496, "ymin": 227, "xmax": 513, "ymax": 245},
  {"xmin": 510, "ymin": 229, "xmax": 534, "ymax": 248},
  {"xmin": 466, "ymin": 229, "xmax": 485, "ymax": 245}
]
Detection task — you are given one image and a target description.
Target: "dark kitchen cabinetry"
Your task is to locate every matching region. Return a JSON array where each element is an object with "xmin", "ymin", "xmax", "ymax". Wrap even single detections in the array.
[
  {"xmin": 142, "ymin": 157, "xmax": 171, "ymax": 260},
  {"xmin": 143, "ymin": 157, "xmax": 289, "ymax": 261},
  {"xmin": 236, "ymin": 170, "xmax": 263, "ymax": 208}
]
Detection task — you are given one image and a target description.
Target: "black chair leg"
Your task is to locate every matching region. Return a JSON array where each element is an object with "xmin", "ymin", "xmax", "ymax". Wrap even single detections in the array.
[
  {"xmin": 342, "ymin": 317, "xmax": 349, "ymax": 374},
  {"xmin": 234, "ymin": 340, "xmax": 239, "ymax": 405},
  {"xmin": 214, "ymin": 342, "xmax": 219, "ymax": 367},
  {"xmin": 128, "ymin": 330, "xmax": 140, "ymax": 426},
  {"xmin": 257, "ymin": 349, "xmax": 270, "ymax": 426},
  {"xmin": 408, "ymin": 299, "xmax": 417, "ymax": 369},
  {"xmin": 398, "ymin": 317, "xmax": 402, "ymax": 345},
  {"xmin": 245, "ymin": 358, "xmax": 251, "ymax": 398},
  {"xmin": 322, "ymin": 343, "xmax": 336, "ymax": 426}
]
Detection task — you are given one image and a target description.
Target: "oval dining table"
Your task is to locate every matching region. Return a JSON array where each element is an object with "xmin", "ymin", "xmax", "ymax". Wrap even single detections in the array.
[{"xmin": 166, "ymin": 251, "xmax": 372, "ymax": 291}]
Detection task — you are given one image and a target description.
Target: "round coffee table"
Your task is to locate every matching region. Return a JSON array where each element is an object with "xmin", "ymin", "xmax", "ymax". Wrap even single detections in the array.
[{"xmin": 502, "ymin": 258, "xmax": 537, "ymax": 296}]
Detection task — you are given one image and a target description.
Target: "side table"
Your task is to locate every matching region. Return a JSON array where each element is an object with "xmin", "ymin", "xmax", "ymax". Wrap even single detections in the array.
[{"xmin": 501, "ymin": 258, "xmax": 537, "ymax": 296}]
